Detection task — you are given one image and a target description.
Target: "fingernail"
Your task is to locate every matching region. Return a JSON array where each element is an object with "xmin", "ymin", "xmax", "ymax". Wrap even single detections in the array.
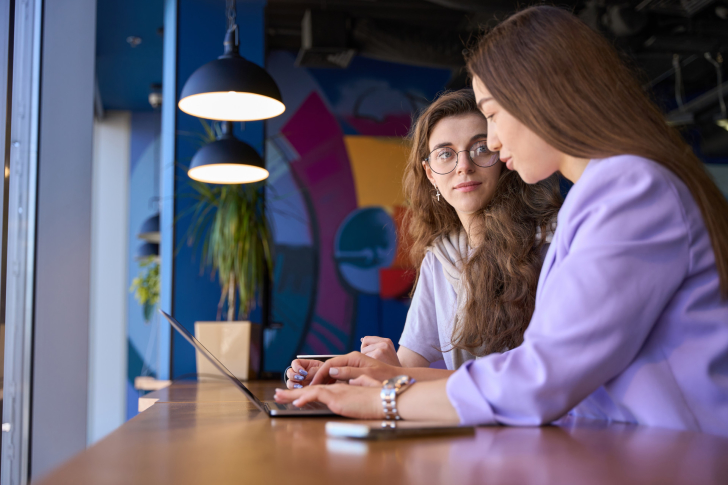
[
  {"xmin": 293, "ymin": 399, "xmax": 301, "ymax": 407},
  {"xmin": 293, "ymin": 383, "xmax": 302, "ymax": 389},
  {"xmin": 330, "ymin": 367, "xmax": 339, "ymax": 376},
  {"xmin": 293, "ymin": 374, "xmax": 304, "ymax": 381},
  {"xmin": 298, "ymin": 369, "xmax": 308, "ymax": 376}
]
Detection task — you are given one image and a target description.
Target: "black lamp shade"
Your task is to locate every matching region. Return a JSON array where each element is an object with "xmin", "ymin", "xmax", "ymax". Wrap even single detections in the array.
[
  {"xmin": 178, "ymin": 57, "xmax": 285, "ymax": 121},
  {"xmin": 137, "ymin": 213, "xmax": 160, "ymax": 243},
  {"xmin": 135, "ymin": 242, "xmax": 159, "ymax": 261},
  {"xmin": 188, "ymin": 134, "xmax": 269, "ymax": 184}
]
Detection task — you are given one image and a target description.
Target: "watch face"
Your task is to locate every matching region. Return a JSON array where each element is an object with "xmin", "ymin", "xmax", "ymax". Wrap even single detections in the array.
[
  {"xmin": 392, "ymin": 375, "xmax": 411, "ymax": 387},
  {"xmin": 384, "ymin": 375, "xmax": 414, "ymax": 389}
]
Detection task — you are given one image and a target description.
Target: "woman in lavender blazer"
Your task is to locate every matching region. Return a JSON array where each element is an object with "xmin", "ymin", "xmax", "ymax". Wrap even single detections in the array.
[{"xmin": 275, "ymin": 6, "xmax": 728, "ymax": 436}]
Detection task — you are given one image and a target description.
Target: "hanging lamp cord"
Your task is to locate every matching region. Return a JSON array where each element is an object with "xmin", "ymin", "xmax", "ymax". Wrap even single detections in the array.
[
  {"xmin": 226, "ymin": 0, "xmax": 237, "ymax": 31},
  {"xmin": 222, "ymin": 0, "xmax": 239, "ymax": 56},
  {"xmin": 705, "ymin": 52, "xmax": 726, "ymax": 119},
  {"xmin": 673, "ymin": 54, "xmax": 685, "ymax": 109}
]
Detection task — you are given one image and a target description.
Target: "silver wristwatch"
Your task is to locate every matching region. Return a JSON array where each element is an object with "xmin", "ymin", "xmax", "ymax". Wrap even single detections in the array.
[{"xmin": 381, "ymin": 375, "xmax": 416, "ymax": 420}]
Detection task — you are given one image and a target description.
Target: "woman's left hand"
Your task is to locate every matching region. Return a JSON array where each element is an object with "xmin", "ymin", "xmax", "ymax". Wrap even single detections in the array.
[
  {"xmin": 360, "ymin": 336, "xmax": 402, "ymax": 367},
  {"xmin": 274, "ymin": 383, "xmax": 383, "ymax": 419}
]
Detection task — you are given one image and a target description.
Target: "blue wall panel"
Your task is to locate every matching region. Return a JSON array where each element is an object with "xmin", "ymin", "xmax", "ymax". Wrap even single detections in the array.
[{"xmin": 172, "ymin": 0, "xmax": 266, "ymax": 379}]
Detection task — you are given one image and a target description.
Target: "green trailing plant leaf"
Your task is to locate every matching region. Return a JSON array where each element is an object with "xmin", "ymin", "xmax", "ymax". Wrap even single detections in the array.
[{"xmin": 130, "ymin": 256, "xmax": 160, "ymax": 323}]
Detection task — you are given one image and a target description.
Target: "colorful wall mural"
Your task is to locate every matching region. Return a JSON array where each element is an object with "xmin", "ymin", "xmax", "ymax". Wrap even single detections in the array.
[{"xmin": 263, "ymin": 51, "xmax": 452, "ymax": 371}]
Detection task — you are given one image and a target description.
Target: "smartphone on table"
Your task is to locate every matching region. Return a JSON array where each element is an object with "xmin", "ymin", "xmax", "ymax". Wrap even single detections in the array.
[
  {"xmin": 326, "ymin": 421, "xmax": 474, "ymax": 440},
  {"xmin": 296, "ymin": 355, "xmax": 340, "ymax": 362}
]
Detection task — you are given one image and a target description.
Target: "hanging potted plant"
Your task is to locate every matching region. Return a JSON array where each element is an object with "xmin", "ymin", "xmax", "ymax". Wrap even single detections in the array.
[
  {"xmin": 183, "ymin": 121, "xmax": 273, "ymax": 380},
  {"xmin": 130, "ymin": 255, "xmax": 160, "ymax": 323}
]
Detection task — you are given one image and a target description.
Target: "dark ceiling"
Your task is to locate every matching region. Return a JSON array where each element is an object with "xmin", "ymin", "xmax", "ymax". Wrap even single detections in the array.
[
  {"xmin": 96, "ymin": 0, "xmax": 728, "ymax": 156},
  {"xmin": 97, "ymin": 0, "xmax": 728, "ymax": 104},
  {"xmin": 266, "ymin": 0, "xmax": 728, "ymax": 156},
  {"xmin": 267, "ymin": 0, "xmax": 728, "ymax": 90},
  {"xmin": 96, "ymin": 0, "xmax": 164, "ymax": 112},
  {"xmin": 267, "ymin": 0, "xmax": 560, "ymax": 70}
]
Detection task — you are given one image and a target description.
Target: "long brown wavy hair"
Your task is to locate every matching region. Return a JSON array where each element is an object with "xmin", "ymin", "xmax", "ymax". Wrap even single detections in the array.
[
  {"xmin": 403, "ymin": 89, "xmax": 562, "ymax": 356},
  {"xmin": 467, "ymin": 5, "xmax": 728, "ymax": 298}
]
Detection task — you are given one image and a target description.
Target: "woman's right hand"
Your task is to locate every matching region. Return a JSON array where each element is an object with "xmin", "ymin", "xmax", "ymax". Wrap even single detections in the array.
[
  {"xmin": 360, "ymin": 336, "xmax": 402, "ymax": 366},
  {"xmin": 309, "ymin": 352, "xmax": 403, "ymax": 386},
  {"xmin": 285, "ymin": 359, "xmax": 326, "ymax": 389}
]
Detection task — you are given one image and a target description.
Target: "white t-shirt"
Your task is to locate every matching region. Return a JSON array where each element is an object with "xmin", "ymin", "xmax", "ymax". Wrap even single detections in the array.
[
  {"xmin": 398, "ymin": 251, "xmax": 461, "ymax": 370},
  {"xmin": 399, "ymin": 235, "xmax": 553, "ymax": 370}
]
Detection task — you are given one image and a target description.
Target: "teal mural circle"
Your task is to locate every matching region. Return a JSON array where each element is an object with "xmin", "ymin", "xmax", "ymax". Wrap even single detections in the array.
[{"xmin": 334, "ymin": 207, "xmax": 397, "ymax": 294}]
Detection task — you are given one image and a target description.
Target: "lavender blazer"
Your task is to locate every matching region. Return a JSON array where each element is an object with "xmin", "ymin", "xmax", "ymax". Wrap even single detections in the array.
[{"xmin": 446, "ymin": 155, "xmax": 728, "ymax": 436}]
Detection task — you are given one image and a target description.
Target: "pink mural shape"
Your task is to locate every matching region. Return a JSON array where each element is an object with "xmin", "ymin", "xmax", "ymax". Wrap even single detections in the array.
[
  {"xmin": 343, "ymin": 113, "xmax": 413, "ymax": 138},
  {"xmin": 280, "ymin": 92, "xmax": 358, "ymax": 354}
]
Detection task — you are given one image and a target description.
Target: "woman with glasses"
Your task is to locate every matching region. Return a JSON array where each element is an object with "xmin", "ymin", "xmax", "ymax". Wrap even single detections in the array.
[
  {"xmin": 275, "ymin": 5, "xmax": 728, "ymax": 436},
  {"xmin": 284, "ymin": 88, "xmax": 561, "ymax": 388}
]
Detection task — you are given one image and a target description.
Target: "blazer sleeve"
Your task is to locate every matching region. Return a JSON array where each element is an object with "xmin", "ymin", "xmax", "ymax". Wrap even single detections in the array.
[{"xmin": 446, "ymin": 163, "xmax": 692, "ymax": 425}]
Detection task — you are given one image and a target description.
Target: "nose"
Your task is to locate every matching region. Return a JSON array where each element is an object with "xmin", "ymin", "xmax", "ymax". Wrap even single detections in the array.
[
  {"xmin": 457, "ymin": 150, "xmax": 476, "ymax": 175},
  {"xmin": 487, "ymin": 129, "xmax": 501, "ymax": 153}
]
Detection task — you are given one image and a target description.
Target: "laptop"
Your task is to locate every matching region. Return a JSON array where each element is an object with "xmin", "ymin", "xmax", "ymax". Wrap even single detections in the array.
[{"xmin": 160, "ymin": 310, "xmax": 335, "ymax": 417}]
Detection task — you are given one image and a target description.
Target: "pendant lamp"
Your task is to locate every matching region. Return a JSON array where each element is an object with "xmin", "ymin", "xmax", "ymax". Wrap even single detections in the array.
[
  {"xmin": 135, "ymin": 242, "xmax": 159, "ymax": 261},
  {"xmin": 178, "ymin": 1, "xmax": 285, "ymax": 122},
  {"xmin": 138, "ymin": 213, "xmax": 160, "ymax": 243},
  {"xmin": 188, "ymin": 121, "xmax": 269, "ymax": 184}
]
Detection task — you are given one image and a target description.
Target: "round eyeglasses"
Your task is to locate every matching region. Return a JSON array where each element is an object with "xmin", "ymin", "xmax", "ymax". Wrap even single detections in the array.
[{"xmin": 424, "ymin": 141, "xmax": 499, "ymax": 175}]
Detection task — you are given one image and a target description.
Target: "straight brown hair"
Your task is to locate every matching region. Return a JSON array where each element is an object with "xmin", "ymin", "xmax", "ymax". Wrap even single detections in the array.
[{"xmin": 467, "ymin": 5, "xmax": 728, "ymax": 298}]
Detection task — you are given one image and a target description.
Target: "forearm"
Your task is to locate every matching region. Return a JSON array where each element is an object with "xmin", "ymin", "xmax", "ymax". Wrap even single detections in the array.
[
  {"xmin": 404, "ymin": 367, "xmax": 455, "ymax": 381},
  {"xmin": 398, "ymin": 379, "xmax": 459, "ymax": 422},
  {"xmin": 397, "ymin": 346, "xmax": 431, "ymax": 368}
]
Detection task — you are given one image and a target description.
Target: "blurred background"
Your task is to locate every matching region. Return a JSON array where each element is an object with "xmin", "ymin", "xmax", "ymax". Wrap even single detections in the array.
[{"xmin": 1, "ymin": 0, "xmax": 727, "ymax": 482}]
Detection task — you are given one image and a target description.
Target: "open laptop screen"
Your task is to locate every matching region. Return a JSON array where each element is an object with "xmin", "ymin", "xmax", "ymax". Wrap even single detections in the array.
[{"xmin": 159, "ymin": 310, "xmax": 266, "ymax": 412}]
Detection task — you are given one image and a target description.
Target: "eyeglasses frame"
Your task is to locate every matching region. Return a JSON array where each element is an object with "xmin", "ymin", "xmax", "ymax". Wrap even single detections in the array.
[{"xmin": 423, "ymin": 142, "xmax": 499, "ymax": 175}]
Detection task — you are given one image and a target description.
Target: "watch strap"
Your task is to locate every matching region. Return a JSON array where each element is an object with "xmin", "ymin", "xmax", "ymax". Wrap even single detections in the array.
[
  {"xmin": 380, "ymin": 386, "xmax": 400, "ymax": 420},
  {"xmin": 380, "ymin": 376, "xmax": 415, "ymax": 420}
]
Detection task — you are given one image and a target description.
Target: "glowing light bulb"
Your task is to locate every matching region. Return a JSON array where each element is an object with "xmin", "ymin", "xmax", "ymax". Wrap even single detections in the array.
[
  {"xmin": 188, "ymin": 163, "xmax": 269, "ymax": 184},
  {"xmin": 178, "ymin": 91, "xmax": 285, "ymax": 122}
]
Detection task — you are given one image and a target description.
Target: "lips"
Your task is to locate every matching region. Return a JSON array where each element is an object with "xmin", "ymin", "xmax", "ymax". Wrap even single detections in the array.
[
  {"xmin": 454, "ymin": 181, "xmax": 482, "ymax": 192},
  {"xmin": 502, "ymin": 158, "xmax": 514, "ymax": 170}
]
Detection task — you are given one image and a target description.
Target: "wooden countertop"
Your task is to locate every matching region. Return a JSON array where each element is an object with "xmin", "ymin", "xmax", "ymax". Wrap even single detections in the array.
[
  {"xmin": 138, "ymin": 379, "xmax": 253, "ymax": 412},
  {"xmin": 33, "ymin": 381, "xmax": 728, "ymax": 485}
]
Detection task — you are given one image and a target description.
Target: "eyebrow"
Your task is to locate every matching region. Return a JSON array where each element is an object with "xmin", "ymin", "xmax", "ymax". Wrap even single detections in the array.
[
  {"xmin": 431, "ymin": 133, "xmax": 488, "ymax": 151},
  {"xmin": 477, "ymin": 97, "xmax": 494, "ymax": 110}
]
